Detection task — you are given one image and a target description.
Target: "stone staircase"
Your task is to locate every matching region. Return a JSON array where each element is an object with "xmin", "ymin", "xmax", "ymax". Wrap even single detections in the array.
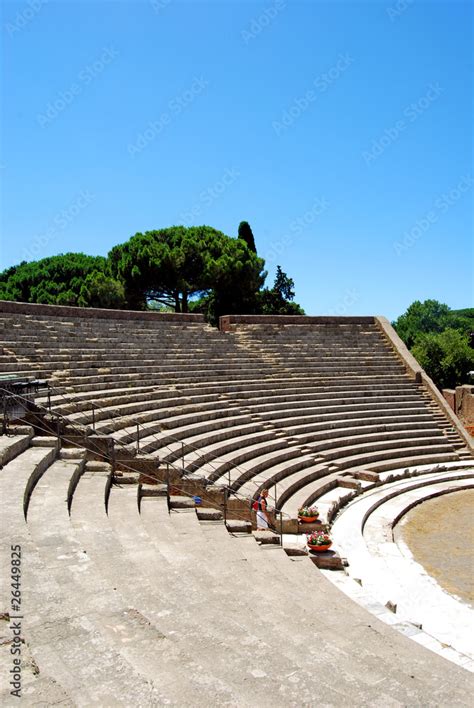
[
  {"xmin": 1, "ymin": 303, "xmax": 474, "ymax": 701},
  {"xmin": 1, "ymin": 306, "xmax": 472, "ymax": 519},
  {"xmin": 0, "ymin": 430, "xmax": 473, "ymax": 704}
]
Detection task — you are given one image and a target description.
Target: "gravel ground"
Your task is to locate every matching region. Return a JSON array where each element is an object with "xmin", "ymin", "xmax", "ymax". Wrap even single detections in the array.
[{"xmin": 397, "ymin": 488, "xmax": 474, "ymax": 607}]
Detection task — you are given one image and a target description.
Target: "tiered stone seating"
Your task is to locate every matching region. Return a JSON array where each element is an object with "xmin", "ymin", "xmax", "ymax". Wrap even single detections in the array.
[
  {"xmin": 1, "ymin": 433, "xmax": 473, "ymax": 703},
  {"xmin": 328, "ymin": 465, "xmax": 474, "ymax": 667},
  {"xmin": 1, "ymin": 303, "xmax": 474, "ymax": 701},
  {"xmin": 1, "ymin": 306, "xmax": 471, "ymax": 516}
]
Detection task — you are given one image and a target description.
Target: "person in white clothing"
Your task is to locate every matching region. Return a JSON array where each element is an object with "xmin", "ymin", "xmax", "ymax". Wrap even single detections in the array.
[{"xmin": 254, "ymin": 489, "xmax": 270, "ymax": 530}]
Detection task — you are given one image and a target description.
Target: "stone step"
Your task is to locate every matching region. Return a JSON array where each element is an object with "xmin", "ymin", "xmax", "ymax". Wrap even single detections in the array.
[
  {"xmin": 60, "ymin": 446, "xmax": 87, "ymax": 459},
  {"xmin": 196, "ymin": 507, "xmax": 224, "ymax": 521},
  {"xmin": 31, "ymin": 436, "xmax": 59, "ymax": 447},
  {"xmin": 84, "ymin": 460, "xmax": 110, "ymax": 471},
  {"xmin": 0, "ymin": 433, "xmax": 31, "ymax": 467},
  {"xmin": 168, "ymin": 495, "xmax": 195, "ymax": 509},
  {"xmin": 140, "ymin": 483, "xmax": 167, "ymax": 497},
  {"xmin": 336, "ymin": 477, "xmax": 362, "ymax": 490},
  {"xmin": 353, "ymin": 470, "xmax": 380, "ymax": 482},
  {"xmin": 309, "ymin": 549, "xmax": 346, "ymax": 570},
  {"xmin": 253, "ymin": 530, "xmax": 280, "ymax": 545},
  {"xmin": 225, "ymin": 519, "xmax": 252, "ymax": 533},
  {"xmin": 67, "ymin": 471, "xmax": 234, "ymax": 703}
]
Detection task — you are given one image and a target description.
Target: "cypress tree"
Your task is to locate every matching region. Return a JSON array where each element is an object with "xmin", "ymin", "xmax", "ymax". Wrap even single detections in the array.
[{"xmin": 238, "ymin": 221, "xmax": 257, "ymax": 253}]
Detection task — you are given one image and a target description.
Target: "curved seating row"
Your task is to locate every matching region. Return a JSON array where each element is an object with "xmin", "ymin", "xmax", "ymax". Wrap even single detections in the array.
[
  {"xmin": 1, "ymin": 310, "xmax": 471, "ymax": 521},
  {"xmin": 327, "ymin": 464, "xmax": 474, "ymax": 668},
  {"xmin": 1, "ymin": 431, "xmax": 472, "ymax": 702}
]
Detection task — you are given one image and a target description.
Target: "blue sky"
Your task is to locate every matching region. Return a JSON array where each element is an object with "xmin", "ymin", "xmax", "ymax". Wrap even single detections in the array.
[{"xmin": 1, "ymin": 0, "xmax": 472, "ymax": 320}]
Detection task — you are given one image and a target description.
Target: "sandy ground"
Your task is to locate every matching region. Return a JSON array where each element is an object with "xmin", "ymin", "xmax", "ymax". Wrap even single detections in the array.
[{"xmin": 396, "ymin": 489, "xmax": 474, "ymax": 607}]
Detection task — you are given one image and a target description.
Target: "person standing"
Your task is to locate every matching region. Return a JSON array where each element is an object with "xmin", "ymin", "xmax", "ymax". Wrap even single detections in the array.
[{"xmin": 254, "ymin": 489, "xmax": 270, "ymax": 531}]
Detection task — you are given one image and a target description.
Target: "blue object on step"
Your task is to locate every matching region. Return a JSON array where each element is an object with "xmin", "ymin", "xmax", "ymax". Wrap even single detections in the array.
[{"xmin": 193, "ymin": 496, "xmax": 202, "ymax": 505}]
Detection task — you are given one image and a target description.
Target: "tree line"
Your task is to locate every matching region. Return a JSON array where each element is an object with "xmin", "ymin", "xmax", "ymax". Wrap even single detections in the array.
[
  {"xmin": 1, "ymin": 225, "xmax": 472, "ymax": 390},
  {"xmin": 393, "ymin": 300, "xmax": 474, "ymax": 390},
  {"xmin": 0, "ymin": 222, "xmax": 304, "ymax": 323}
]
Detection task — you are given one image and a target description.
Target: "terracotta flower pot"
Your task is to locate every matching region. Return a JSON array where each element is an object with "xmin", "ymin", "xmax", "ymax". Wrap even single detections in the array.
[
  {"xmin": 307, "ymin": 543, "xmax": 332, "ymax": 552},
  {"xmin": 299, "ymin": 515, "xmax": 318, "ymax": 523}
]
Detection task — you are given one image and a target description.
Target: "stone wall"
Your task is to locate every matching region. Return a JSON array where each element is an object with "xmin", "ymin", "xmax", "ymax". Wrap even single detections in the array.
[
  {"xmin": 443, "ymin": 389, "xmax": 456, "ymax": 412},
  {"xmin": 0, "ymin": 299, "xmax": 204, "ymax": 322},
  {"xmin": 219, "ymin": 314, "xmax": 375, "ymax": 331},
  {"xmin": 443, "ymin": 385, "xmax": 474, "ymax": 429},
  {"xmin": 375, "ymin": 317, "xmax": 474, "ymax": 452}
]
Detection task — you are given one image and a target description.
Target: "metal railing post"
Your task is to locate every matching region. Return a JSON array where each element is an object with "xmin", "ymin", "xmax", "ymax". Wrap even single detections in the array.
[
  {"xmin": 223, "ymin": 487, "xmax": 228, "ymax": 526},
  {"xmin": 2, "ymin": 395, "xmax": 8, "ymax": 435},
  {"xmin": 56, "ymin": 417, "xmax": 62, "ymax": 451},
  {"xmin": 47, "ymin": 389, "xmax": 51, "ymax": 411},
  {"xmin": 279, "ymin": 511, "xmax": 283, "ymax": 547},
  {"xmin": 182, "ymin": 442, "xmax": 185, "ymax": 473},
  {"xmin": 111, "ymin": 441, "xmax": 116, "ymax": 485},
  {"xmin": 166, "ymin": 462, "xmax": 170, "ymax": 513},
  {"xmin": 92, "ymin": 405, "xmax": 96, "ymax": 432},
  {"xmin": 136, "ymin": 424, "xmax": 140, "ymax": 454}
]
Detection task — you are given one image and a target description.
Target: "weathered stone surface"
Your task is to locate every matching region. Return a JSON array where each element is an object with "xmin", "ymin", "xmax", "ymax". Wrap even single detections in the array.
[
  {"xmin": 0, "ymin": 298, "xmax": 204, "ymax": 322},
  {"xmin": 168, "ymin": 495, "xmax": 195, "ymax": 509},
  {"xmin": 225, "ymin": 519, "xmax": 252, "ymax": 533},
  {"xmin": 196, "ymin": 507, "xmax": 223, "ymax": 520},
  {"xmin": 309, "ymin": 550, "xmax": 345, "ymax": 570},
  {"xmin": 253, "ymin": 530, "xmax": 280, "ymax": 545},
  {"xmin": 1, "ymin": 304, "xmax": 474, "ymax": 704}
]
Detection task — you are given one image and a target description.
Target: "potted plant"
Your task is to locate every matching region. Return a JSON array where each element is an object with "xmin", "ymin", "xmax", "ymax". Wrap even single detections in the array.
[
  {"xmin": 298, "ymin": 506, "xmax": 319, "ymax": 523},
  {"xmin": 306, "ymin": 531, "xmax": 332, "ymax": 552}
]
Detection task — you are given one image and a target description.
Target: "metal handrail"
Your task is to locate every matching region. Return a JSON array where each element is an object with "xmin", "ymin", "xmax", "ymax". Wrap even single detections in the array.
[
  {"xmin": 37, "ymin": 382, "xmax": 293, "ymax": 508},
  {"xmin": 0, "ymin": 387, "xmax": 293, "ymax": 538}
]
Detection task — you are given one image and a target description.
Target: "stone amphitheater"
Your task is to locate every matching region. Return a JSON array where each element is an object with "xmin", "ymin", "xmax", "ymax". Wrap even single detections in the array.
[{"xmin": 0, "ymin": 300, "xmax": 473, "ymax": 706}]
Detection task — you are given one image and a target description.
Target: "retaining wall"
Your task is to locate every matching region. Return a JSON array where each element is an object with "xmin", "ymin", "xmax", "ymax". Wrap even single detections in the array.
[
  {"xmin": 0, "ymin": 300, "xmax": 204, "ymax": 323},
  {"xmin": 219, "ymin": 314, "xmax": 375, "ymax": 331}
]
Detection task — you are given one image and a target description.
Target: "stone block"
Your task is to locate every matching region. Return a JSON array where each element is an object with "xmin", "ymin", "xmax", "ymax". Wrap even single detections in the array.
[
  {"xmin": 442, "ymin": 389, "xmax": 456, "ymax": 412},
  {"xmin": 309, "ymin": 550, "xmax": 345, "ymax": 570},
  {"xmin": 455, "ymin": 385, "xmax": 474, "ymax": 425},
  {"xmin": 169, "ymin": 496, "xmax": 195, "ymax": 509},
  {"xmin": 253, "ymin": 531, "xmax": 280, "ymax": 545},
  {"xmin": 284, "ymin": 546, "xmax": 308, "ymax": 557},
  {"xmin": 353, "ymin": 470, "xmax": 379, "ymax": 482},
  {"xmin": 225, "ymin": 519, "xmax": 252, "ymax": 533},
  {"xmin": 336, "ymin": 477, "xmax": 362, "ymax": 490},
  {"xmin": 196, "ymin": 507, "xmax": 223, "ymax": 521}
]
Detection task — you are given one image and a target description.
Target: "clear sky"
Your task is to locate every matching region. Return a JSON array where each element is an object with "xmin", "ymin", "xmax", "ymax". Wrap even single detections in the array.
[{"xmin": 1, "ymin": 0, "xmax": 473, "ymax": 320}]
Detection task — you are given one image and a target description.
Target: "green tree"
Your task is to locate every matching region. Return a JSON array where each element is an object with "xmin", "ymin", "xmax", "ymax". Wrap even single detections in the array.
[
  {"xmin": 393, "ymin": 299, "xmax": 458, "ymax": 348},
  {"xmin": 109, "ymin": 226, "xmax": 266, "ymax": 316},
  {"xmin": 238, "ymin": 221, "xmax": 257, "ymax": 253},
  {"xmin": 78, "ymin": 271, "xmax": 126, "ymax": 309},
  {"xmin": 0, "ymin": 253, "xmax": 122, "ymax": 307},
  {"xmin": 451, "ymin": 308, "xmax": 474, "ymax": 338},
  {"xmin": 258, "ymin": 266, "xmax": 305, "ymax": 315},
  {"xmin": 412, "ymin": 329, "xmax": 474, "ymax": 389}
]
